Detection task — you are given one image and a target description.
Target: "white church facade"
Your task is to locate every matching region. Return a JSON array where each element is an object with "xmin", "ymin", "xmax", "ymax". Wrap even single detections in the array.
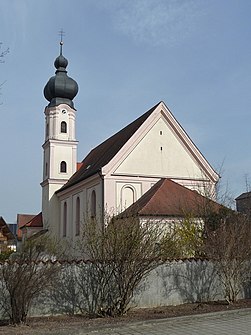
[{"xmin": 20, "ymin": 44, "xmax": 220, "ymax": 241}]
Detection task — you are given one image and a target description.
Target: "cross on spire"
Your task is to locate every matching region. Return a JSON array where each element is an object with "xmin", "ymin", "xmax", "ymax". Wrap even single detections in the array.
[{"xmin": 58, "ymin": 29, "xmax": 65, "ymax": 55}]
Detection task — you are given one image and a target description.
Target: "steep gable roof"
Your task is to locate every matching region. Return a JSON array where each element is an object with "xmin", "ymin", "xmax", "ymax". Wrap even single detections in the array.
[
  {"xmin": 0, "ymin": 217, "xmax": 15, "ymax": 241},
  {"xmin": 58, "ymin": 102, "xmax": 161, "ymax": 193},
  {"xmin": 119, "ymin": 179, "xmax": 222, "ymax": 217},
  {"xmin": 20, "ymin": 212, "xmax": 43, "ymax": 229},
  {"xmin": 17, "ymin": 213, "xmax": 37, "ymax": 240}
]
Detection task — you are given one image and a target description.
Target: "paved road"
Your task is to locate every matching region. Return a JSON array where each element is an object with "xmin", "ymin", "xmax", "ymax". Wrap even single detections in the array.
[{"xmin": 47, "ymin": 309, "xmax": 251, "ymax": 335}]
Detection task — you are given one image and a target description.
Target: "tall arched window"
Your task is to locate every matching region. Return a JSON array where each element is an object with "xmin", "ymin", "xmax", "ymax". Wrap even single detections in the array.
[
  {"xmin": 91, "ymin": 190, "xmax": 96, "ymax": 218},
  {"xmin": 121, "ymin": 186, "xmax": 135, "ymax": 210},
  {"xmin": 45, "ymin": 162, "xmax": 48, "ymax": 177},
  {"xmin": 60, "ymin": 161, "xmax": 67, "ymax": 173},
  {"xmin": 76, "ymin": 197, "xmax": 80, "ymax": 236},
  {"xmin": 63, "ymin": 202, "xmax": 67, "ymax": 237},
  {"xmin": 61, "ymin": 121, "xmax": 67, "ymax": 133}
]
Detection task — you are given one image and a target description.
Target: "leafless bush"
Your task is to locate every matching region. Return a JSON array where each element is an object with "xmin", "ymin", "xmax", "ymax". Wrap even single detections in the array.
[
  {"xmin": 0, "ymin": 234, "xmax": 62, "ymax": 324},
  {"xmin": 204, "ymin": 211, "xmax": 251, "ymax": 303},
  {"xmin": 75, "ymin": 215, "xmax": 174, "ymax": 316}
]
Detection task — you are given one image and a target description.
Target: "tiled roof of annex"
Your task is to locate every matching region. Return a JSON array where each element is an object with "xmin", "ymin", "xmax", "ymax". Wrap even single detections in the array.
[
  {"xmin": 119, "ymin": 178, "xmax": 222, "ymax": 218},
  {"xmin": 58, "ymin": 102, "xmax": 161, "ymax": 193}
]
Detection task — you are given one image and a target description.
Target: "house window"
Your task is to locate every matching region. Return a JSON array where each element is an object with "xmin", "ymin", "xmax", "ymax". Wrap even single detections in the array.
[
  {"xmin": 76, "ymin": 197, "xmax": 80, "ymax": 236},
  {"xmin": 61, "ymin": 121, "xmax": 67, "ymax": 133},
  {"xmin": 91, "ymin": 190, "xmax": 96, "ymax": 218},
  {"xmin": 63, "ymin": 202, "xmax": 67, "ymax": 237},
  {"xmin": 60, "ymin": 161, "xmax": 67, "ymax": 173}
]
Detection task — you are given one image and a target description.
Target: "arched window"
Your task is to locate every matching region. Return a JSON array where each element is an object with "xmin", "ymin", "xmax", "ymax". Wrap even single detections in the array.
[
  {"xmin": 61, "ymin": 121, "xmax": 67, "ymax": 133},
  {"xmin": 60, "ymin": 161, "xmax": 67, "ymax": 173},
  {"xmin": 63, "ymin": 202, "xmax": 67, "ymax": 237},
  {"xmin": 121, "ymin": 186, "xmax": 135, "ymax": 210},
  {"xmin": 76, "ymin": 197, "xmax": 80, "ymax": 236},
  {"xmin": 45, "ymin": 162, "xmax": 48, "ymax": 177},
  {"xmin": 91, "ymin": 190, "xmax": 96, "ymax": 218}
]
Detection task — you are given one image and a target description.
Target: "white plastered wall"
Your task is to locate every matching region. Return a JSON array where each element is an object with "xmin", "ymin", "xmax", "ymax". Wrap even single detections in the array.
[
  {"xmin": 104, "ymin": 175, "xmax": 160, "ymax": 215},
  {"xmin": 41, "ymin": 103, "xmax": 78, "ymax": 237},
  {"xmin": 115, "ymin": 116, "xmax": 205, "ymax": 180},
  {"xmin": 103, "ymin": 110, "xmax": 217, "ymax": 214},
  {"xmin": 58, "ymin": 174, "xmax": 102, "ymax": 240}
]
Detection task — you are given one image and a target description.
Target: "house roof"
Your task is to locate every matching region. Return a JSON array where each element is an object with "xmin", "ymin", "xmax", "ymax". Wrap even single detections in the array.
[
  {"xmin": 20, "ymin": 212, "xmax": 43, "ymax": 229},
  {"xmin": 58, "ymin": 101, "xmax": 161, "ymax": 193},
  {"xmin": 119, "ymin": 179, "xmax": 222, "ymax": 218},
  {"xmin": 0, "ymin": 217, "xmax": 16, "ymax": 241},
  {"xmin": 17, "ymin": 213, "xmax": 37, "ymax": 240},
  {"xmin": 235, "ymin": 191, "xmax": 251, "ymax": 201}
]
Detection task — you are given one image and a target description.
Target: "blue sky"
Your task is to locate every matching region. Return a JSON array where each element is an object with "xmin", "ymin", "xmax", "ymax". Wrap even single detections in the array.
[{"xmin": 1, "ymin": 0, "xmax": 251, "ymax": 223}]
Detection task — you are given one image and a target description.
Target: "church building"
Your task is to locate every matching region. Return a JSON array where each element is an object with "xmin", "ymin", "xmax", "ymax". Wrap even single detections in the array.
[{"xmin": 20, "ymin": 43, "xmax": 220, "ymax": 241}]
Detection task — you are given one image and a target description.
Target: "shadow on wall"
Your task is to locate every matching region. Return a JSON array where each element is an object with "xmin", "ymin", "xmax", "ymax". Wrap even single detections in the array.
[
  {"xmin": 242, "ymin": 279, "xmax": 251, "ymax": 300},
  {"xmin": 158, "ymin": 260, "xmax": 222, "ymax": 304}
]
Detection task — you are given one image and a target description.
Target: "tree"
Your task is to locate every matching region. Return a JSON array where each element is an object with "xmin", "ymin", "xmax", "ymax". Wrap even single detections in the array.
[
  {"xmin": 0, "ymin": 42, "xmax": 9, "ymax": 103},
  {"xmin": 0, "ymin": 43, "xmax": 9, "ymax": 63},
  {"xmin": 204, "ymin": 211, "xmax": 251, "ymax": 303},
  {"xmin": 0, "ymin": 233, "xmax": 62, "ymax": 324},
  {"xmin": 74, "ymin": 214, "xmax": 175, "ymax": 317},
  {"xmin": 171, "ymin": 215, "xmax": 204, "ymax": 258}
]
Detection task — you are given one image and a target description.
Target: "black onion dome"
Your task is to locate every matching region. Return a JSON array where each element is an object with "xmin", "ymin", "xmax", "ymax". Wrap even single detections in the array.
[
  {"xmin": 44, "ymin": 48, "xmax": 78, "ymax": 108},
  {"xmin": 54, "ymin": 54, "xmax": 68, "ymax": 69}
]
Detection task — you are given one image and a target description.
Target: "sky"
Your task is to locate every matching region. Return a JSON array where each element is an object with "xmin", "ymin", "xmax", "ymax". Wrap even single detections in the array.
[{"xmin": 1, "ymin": 0, "xmax": 251, "ymax": 223}]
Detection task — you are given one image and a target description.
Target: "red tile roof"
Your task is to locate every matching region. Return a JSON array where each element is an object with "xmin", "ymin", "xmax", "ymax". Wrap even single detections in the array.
[
  {"xmin": 77, "ymin": 162, "xmax": 83, "ymax": 171},
  {"xmin": 120, "ymin": 179, "xmax": 222, "ymax": 217},
  {"xmin": 17, "ymin": 214, "xmax": 37, "ymax": 240},
  {"xmin": 20, "ymin": 212, "xmax": 43, "ymax": 229},
  {"xmin": 58, "ymin": 102, "xmax": 161, "ymax": 193}
]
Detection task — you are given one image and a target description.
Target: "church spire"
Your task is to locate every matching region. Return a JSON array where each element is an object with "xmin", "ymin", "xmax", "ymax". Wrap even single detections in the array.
[{"xmin": 43, "ymin": 35, "xmax": 78, "ymax": 109}]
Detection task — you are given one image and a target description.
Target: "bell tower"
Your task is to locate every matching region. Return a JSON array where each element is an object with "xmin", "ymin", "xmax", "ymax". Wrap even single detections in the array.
[{"xmin": 41, "ymin": 40, "xmax": 78, "ymax": 233}]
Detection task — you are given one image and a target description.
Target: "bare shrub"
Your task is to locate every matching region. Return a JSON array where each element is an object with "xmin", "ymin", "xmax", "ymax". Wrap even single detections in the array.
[
  {"xmin": 204, "ymin": 211, "xmax": 251, "ymax": 303},
  {"xmin": 0, "ymin": 234, "xmax": 62, "ymax": 324},
  {"xmin": 76, "ymin": 215, "xmax": 175, "ymax": 316}
]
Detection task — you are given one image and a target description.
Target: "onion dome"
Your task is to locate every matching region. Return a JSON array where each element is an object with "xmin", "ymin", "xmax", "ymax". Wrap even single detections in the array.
[{"xmin": 44, "ymin": 42, "xmax": 78, "ymax": 108}]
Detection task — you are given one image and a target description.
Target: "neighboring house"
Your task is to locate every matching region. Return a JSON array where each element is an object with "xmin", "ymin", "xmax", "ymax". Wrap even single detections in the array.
[
  {"xmin": 7, "ymin": 223, "xmax": 17, "ymax": 237},
  {"xmin": 19, "ymin": 212, "xmax": 44, "ymax": 241},
  {"xmin": 235, "ymin": 192, "xmax": 251, "ymax": 215},
  {"xmin": 16, "ymin": 213, "xmax": 37, "ymax": 242},
  {"xmin": 0, "ymin": 217, "xmax": 16, "ymax": 252},
  {"xmin": 21, "ymin": 42, "xmax": 220, "ymax": 243}
]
